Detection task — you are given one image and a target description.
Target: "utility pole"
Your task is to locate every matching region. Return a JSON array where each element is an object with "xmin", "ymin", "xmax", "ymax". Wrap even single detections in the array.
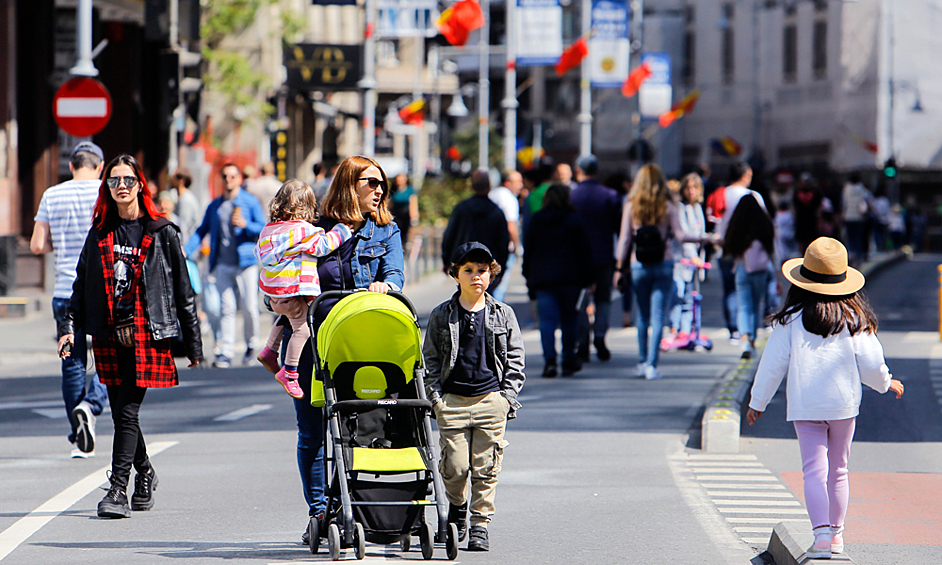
[
  {"xmin": 478, "ymin": 0, "xmax": 491, "ymax": 170},
  {"xmin": 578, "ymin": 0, "xmax": 592, "ymax": 156},
  {"xmin": 70, "ymin": 0, "xmax": 98, "ymax": 77},
  {"xmin": 502, "ymin": 0, "xmax": 518, "ymax": 172},
  {"xmin": 361, "ymin": 0, "xmax": 378, "ymax": 155}
]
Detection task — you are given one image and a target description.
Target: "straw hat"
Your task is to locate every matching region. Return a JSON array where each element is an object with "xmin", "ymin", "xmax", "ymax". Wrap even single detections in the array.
[{"xmin": 782, "ymin": 237, "xmax": 865, "ymax": 295}]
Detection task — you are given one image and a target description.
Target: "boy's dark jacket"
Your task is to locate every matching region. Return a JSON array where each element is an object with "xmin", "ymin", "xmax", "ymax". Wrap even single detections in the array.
[{"xmin": 422, "ymin": 292, "xmax": 525, "ymax": 418}]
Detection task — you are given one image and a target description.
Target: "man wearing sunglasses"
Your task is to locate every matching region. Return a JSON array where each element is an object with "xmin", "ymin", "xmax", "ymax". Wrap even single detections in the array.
[
  {"xmin": 30, "ymin": 141, "xmax": 110, "ymax": 459},
  {"xmin": 184, "ymin": 163, "xmax": 266, "ymax": 368}
]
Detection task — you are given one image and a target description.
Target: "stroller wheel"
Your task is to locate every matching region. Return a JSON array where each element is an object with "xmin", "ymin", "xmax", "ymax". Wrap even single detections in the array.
[
  {"xmin": 420, "ymin": 521, "xmax": 434, "ymax": 560},
  {"xmin": 445, "ymin": 522, "xmax": 459, "ymax": 560},
  {"xmin": 400, "ymin": 534, "xmax": 411, "ymax": 552},
  {"xmin": 307, "ymin": 517, "xmax": 320, "ymax": 554},
  {"xmin": 354, "ymin": 522, "xmax": 365, "ymax": 560},
  {"xmin": 327, "ymin": 523, "xmax": 341, "ymax": 561}
]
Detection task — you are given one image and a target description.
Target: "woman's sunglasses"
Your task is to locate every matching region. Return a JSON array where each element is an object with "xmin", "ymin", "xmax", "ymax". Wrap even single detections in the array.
[
  {"xmin": 106, "ymin": 176, "xmax": 139, "ymax": 190},
  {"xmin": 359, "ymin": 177, "xmax": 385, "ymax": 190}
]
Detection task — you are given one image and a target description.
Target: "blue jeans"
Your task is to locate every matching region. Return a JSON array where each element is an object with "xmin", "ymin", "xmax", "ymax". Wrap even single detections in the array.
[
  {"xmin": 669, "ymin": 274, "xmax": 694, "ymax": 335},
  {"xmin": 719, "ymin": 258, "xmax": 738, "ymax": 333},
  {"xmin": 577, "ymin": 262, "xmax": 615, "ymax": 352},
  {"xmin": 52, "ymin": 298, "xmax": 108, "ymax": 443},
  {"xmin": 631, "ymin": 261, "xmax": 674, "ymax": 368},
  {"xmin": 536, "ymin": 286, "xmax": 581, "ymax": 365},
  {"xmin": 735, "ymin": 264, "xmax": 768, "ymax": 338},
  {"xmin": 287, "ymin": 328, "xmax": 326, "ymax": 517}
]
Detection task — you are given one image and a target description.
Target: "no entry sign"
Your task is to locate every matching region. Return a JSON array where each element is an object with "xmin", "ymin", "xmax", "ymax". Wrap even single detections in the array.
[{"xmin": 53, "ymin": 77, "xmax": 112, "ymax": 137}]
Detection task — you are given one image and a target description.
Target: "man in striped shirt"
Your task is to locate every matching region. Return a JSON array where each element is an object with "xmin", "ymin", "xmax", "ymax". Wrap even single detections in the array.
[{"xmin": 30, "ymin": 141, "xmax": 109, "ymax": 459}]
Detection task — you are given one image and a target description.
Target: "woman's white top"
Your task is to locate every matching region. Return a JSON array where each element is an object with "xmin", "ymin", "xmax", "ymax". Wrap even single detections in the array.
[{"xmin": 749, "ymin": 314, "xmax": 892, "ymax": 421}]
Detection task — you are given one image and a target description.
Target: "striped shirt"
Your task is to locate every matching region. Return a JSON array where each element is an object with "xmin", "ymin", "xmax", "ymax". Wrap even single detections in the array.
[{"xmin": 34, "ymin": 179, "xmax": 101, "ymax": 298}]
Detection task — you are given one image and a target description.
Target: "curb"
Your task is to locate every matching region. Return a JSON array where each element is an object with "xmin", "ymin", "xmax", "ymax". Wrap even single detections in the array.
[
  {"xmin": 768, "ymin": 521, "xmax": 857, "ymax": 564},
  {"xmin": 701, "ymin": 345, "xmax": 761, "ymax": 452}
]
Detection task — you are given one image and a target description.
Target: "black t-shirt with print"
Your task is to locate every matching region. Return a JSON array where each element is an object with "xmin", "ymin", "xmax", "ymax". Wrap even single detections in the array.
[{"xmin": 113, "ymin": 218, "xmax": 143, "ymax": 321}]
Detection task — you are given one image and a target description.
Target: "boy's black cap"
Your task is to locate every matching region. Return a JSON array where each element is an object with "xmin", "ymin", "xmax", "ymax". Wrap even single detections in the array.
[{"xmin": 451, "ymin": 242, "xmax": 494, "ymax": 265}]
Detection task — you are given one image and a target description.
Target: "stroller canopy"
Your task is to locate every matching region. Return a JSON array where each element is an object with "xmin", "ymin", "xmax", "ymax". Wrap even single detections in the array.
[{"xmin": 317, "ymin": 292, "xmax": 423, "ymax": 400}]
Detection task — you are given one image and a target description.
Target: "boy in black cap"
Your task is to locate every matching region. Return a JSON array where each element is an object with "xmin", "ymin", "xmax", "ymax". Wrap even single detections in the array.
[{"xmin": 422, "ymin": 241, "xmax": 526, "ymax": 552}]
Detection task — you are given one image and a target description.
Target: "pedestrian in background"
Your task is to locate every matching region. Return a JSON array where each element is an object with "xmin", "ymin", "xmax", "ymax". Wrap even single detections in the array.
[
  {"xmin": 616, "ymin": 164, "xmax": 711, "ymax": 381},
  {"xmin": 571, "ymin": 154, "xmax": 621, "ymax": 362},
  {"xmin": 389, "ymin": 173, "xmax": 418, "ymax": 248},
  {"xmin": 488, "ymin": 170, "xmax": 523, "ymax": 302},
  {"xmin": 424, "ymin": 242, "xmax": 526, "ymax": 552},
  {"xmin": 747, "ymin": 237, "xmax": 904, "ymax": 559},
  {"xmin": 794, "ymin": 172, "xmax": 823, "ymax": 254},
  {"xmin": 30, "ymin": 141, "xmax": 109, "ymax": 459},
  {"xmin": 184, "ymin": 163, "xmax": 266, "ymax": 368},
  {"xmin": 247, "ymin": 161, "xmax": 283, "ymax": 220},
  {"xmin": 170, "ymin": 167, "xmax": 202, "ymax": 245},
  {"xmin": 841, "ymin": 172, "xmax": 871, "ymax": 264},
  {"xmin": 523, "ymin": 183, "xmax": 593, "ymax": 377},
  {"xmin": 721, "ymin": 193, "xmax": 775, "ymax": 359},
  {"xmin": 665, "ymin": 172, "xmax": 707, "ymax": 345},
  {"xmin": 58, "ymin": 155, "xmax": 202, "ymax": 518},
  {"xmin": 605, "ymin": 171, "xmax": 634, "ymax": 328}
]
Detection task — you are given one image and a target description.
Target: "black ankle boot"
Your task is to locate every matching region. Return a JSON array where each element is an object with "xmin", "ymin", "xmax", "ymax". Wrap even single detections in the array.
[
  {"xmin": 131, "ymin": 467, "xmax": 158, "ymax": 511},
  {"xmin": 467, "ymin": 525, "xmax": 489, "ymax": 551},
  {"xmin": 98, "ymin": 483, "xmax": 131, "ymax": 518},
  {"xmin": 448, "ymin": 502, "xmax": 468, "ymax": 542}
]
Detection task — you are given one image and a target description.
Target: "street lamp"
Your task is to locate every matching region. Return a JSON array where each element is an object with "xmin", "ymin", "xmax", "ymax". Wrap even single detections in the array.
[{"xmin": 447, "ymin": 92, "xmax": 470, "ymax": 117}]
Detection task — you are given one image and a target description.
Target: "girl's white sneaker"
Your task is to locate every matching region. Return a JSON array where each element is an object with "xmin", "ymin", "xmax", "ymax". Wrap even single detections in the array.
[
  {"xmin": 830, "ymin": 525, "xmax": 844, "ymax": 554},
  {"xmin": 806, "ymin": 526, "xmax": 833, "ymax": 559}
]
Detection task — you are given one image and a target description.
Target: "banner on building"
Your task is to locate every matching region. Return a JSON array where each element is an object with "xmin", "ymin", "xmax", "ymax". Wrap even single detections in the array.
[
  {"xmin": 638, "ymin": 52, "xmax": 671, "ymax": 118},
  {"xmin": 378, "ymin": 0, "xmax": 439, "ymax": 38},
  {"xmin": 516, "ymin": 0, "xmax": 562, "ymax": 67},
  {"xmin": 589, "ymin": 0, "xmax": 629, "ymax": 87},
  {"xmin": 284, "ymin": 44, "xmax": 363, "ymax": 90}
]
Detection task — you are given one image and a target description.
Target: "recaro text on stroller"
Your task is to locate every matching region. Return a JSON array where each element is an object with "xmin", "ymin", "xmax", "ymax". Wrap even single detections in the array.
[{"xmin": 305, "ymin": 290, "xmax": 459, "ymax": 560}]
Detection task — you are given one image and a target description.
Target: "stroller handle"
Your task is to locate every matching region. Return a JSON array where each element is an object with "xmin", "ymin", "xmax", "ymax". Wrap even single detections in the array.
[
  {"xmin": 331, "ymin": 398, "xmax": 433, "ymax": 415},
  {"xmin": 307, "ymin": 289, "xmax": 419, "ymax": 325}
]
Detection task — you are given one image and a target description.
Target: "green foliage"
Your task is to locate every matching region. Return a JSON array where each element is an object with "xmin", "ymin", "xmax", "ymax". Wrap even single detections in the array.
[
  {"xmin": 418, "ymin": 175, "xmax": 471, "ymax": 226},
  {"xmin": 201, "ymin": 0, "xmax": 264, "ymax": 49},
  {"xmin": 451, "ymin": 123, "xmax": 503, "ymax": 170}
]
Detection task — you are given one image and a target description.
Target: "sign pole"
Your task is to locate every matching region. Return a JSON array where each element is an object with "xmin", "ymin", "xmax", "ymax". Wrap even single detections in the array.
[
  {"xmin": 70, "ymin": 0, "xmax": 98, "ymax": 77},
  {"xmin": 502, "ymin": 0, "xmax": 518, "ymax": 172},
  {"xmin": 478, "ymin": 0, "xmax": 491, "ymax": 170},
  {"xmin": 361, "ymin": 0, "xmax": 378, "ymax": 155},
  {"xmin": 578, "ymin": 0, "xmax": 592, "ymax": 156}
]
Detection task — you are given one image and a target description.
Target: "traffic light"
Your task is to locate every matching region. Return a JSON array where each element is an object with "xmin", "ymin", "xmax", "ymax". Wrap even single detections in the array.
[{"xmin": 883, "ymin": 157, "xmax": 897, "ymax": 179}]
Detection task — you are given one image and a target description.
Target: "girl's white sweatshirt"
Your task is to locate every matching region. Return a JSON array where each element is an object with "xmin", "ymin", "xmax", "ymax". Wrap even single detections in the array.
[{"xmin": 749, "ymin": 315, "xmax": 892, "ymax": 421}]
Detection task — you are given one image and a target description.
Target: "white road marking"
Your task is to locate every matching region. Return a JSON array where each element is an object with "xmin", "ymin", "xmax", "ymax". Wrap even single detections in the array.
[
  {"xmin": 0, "ymin": 400, "xmax": 62, "ymax": 411},
  {"xmin": 0, "ymin": 440, "xmax": 177, "ymax": 562},
  {"xmin": 689, "ymin": 467, "xmax": 772, "ymax": 474},
  {"xmin": 31, "ymin": 409, "xmax": 67, "ymax": 419},
  {"xmin": 696, "ymin": 475, "xmax": 779, "ymax": 482},
  {"xmin": 713, "ymin": 499, "xmax": 802, "ymax": 506},
  {"xmin": 718, "ymin": 507, "xmax": 807, "ymax": 514},
  {"xmin": 214, "ymin": 404, "xmax": 272, "ymax": 422},
  {"xmin": 707, "ymin": 491, "xmax": 793, "ymax": 497}
]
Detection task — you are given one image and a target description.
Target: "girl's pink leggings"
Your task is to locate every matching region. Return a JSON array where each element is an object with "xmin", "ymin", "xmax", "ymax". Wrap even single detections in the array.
[{"xmin": 793, "ymin": 418, "xmax": 856, "ymax": 529}]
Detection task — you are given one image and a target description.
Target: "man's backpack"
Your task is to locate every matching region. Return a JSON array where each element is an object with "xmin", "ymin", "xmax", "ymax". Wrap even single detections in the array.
[{"xmin": 634, "ymin": 224, "xmax": 666, "ymax": 264}]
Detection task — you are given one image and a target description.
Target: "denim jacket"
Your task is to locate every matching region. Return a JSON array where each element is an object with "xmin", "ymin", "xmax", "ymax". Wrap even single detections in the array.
[
  {"xmin": 422, "ymin": 292, "xmax": 526, "ymax": 418},
  {"xmin": 183, "ymin": 189, "xmax": 266, "ymax": 271},
  {"xmin": 318, "ymin": 216, "xmax": 405, "ymax": 291}
]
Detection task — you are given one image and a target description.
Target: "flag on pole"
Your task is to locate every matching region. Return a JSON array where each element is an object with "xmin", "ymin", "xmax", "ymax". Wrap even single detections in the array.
[
  {"xmin": 398, "ymin": 99, "xmax": 426, "ymax": 125},
  {"xmin": 555, "ymin": 37, "xmax": 589, "ymax": 76},
  {"xmin": 710, "ymin": 136, "xmax": 742, "ymax": 157},
  {"xmin": 437, "ymin": 0, "xmax": 485, "ymax": 46},
  {"xmin": 658, "ymin": 89, "xmax": 700, "ymax": 127},
  {"xmin": 621, "ymin": 61, "xmax": 652, "ymax": 98}
]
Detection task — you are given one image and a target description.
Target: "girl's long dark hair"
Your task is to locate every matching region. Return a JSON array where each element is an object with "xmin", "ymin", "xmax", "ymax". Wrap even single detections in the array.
[
  {"xmin": 723, "ymin": 194, "xmax": 774, "ymax": 259},
  {"xmin": 92, "ymin": 155, "xmax": 163, "ymax": 230},
  {"xmin": 769, "ymin": 285, "xmax": 878, "ymax": 337}
]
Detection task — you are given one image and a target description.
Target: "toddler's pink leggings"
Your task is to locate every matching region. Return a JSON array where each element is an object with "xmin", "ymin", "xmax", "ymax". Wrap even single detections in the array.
[{"xmin": 793, "ymin": 418, "xmax": 856, "ymax": 529}]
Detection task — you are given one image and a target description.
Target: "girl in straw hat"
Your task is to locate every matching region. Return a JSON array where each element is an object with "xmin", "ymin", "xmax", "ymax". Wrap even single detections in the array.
[{"xmin": 746, "ymin": 236, "xmax": 904, "ymax": 559}]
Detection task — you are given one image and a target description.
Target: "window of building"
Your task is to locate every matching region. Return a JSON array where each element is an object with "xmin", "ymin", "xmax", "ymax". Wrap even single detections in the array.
[
  {"xmin": 721, "ymin": 4, "xmax": 734, "ymax": 84},
  {"xmin": 783, "ymin": 8, "xmax": 797, "ymax": 83},
  {"xmin": 682, "ymin": 5, "xmax": 695, "ymax": 85},
  {"xmin": 812, "ymin": 19, "xmax": 827, "ymax": 80}
]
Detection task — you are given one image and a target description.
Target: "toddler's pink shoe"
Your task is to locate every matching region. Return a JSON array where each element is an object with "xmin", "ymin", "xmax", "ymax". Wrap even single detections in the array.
[
  {"xmin": 275, "ymin": 367, "xmax": 304, "ymax": 399},
  {"xmin": 257, "ymin": 347, "xmax": 280, "ymax": 374}
]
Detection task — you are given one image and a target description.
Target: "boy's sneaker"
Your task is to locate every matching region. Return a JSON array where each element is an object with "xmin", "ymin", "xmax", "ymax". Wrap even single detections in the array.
[
  {"xmin": 71, "ymin": 401, "xmax": 96, "ymax": 454},
  {"xmin": 542, "ymin": 362, "xmax": 558, "ymax": 378},
  {"xmin": 467, "ymin": 526, "xmax": 489, "ymax": 551},
  {"xmin": 71, "ymin": 446, "xmax": 95, "ymax": 459},
  {"xmin": 131, "ymin": 466, "xmax": 158, "ymax": 511},
  {"xmin": 805, "ymin": 526, "xmax": 832, "ymax": 559},
  {"xmin": 276, "ymin": 367, "xmax": 305, "ymax": 399},
  {"xmin": 644, "ymin": 365, "xmax": 663, "ymax": 381},
  {"xmin": 212, "ymin": 355, "xmax": 231, "ymax": 369},
  {"xmin": 98, "ymin": 484, "xmax": 131, "ymax": 519},
  {"xmin": 448, "ymin": 502, "xmax": 468, "ymax": 542},
  {"xmin": 257, "ymin": 347, "xmax": 280, "ymax": 374}
]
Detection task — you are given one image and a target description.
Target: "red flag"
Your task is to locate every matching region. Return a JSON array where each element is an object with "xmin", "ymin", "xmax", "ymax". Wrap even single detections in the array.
[
  {"xmin": 555, "ymin": 37, "xmax": 589, "ymax": 76},
  {"xmin": 398, "ymin": 99, "xmax": 426, "ymax": 125},
  {"xmin": 659, "ymin": 89, "xmax": 701, "ymax": 127},
  {"xmin": 437, "ymin": 0, "xmax": 485, "ymax": 46},
  {"xmin": 621, "ymin": 61, "xmax": 652, "ymax": 98}
]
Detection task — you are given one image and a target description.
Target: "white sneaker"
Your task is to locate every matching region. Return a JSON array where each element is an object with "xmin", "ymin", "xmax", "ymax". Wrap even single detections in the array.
[
  {"xmin": 644, "ymin": 365, "xmax": 663, "ymax": 380},
  {"xmin": 635, "ymin": 363, "xmax": 647, "ymax": 378},
  {"xmin": 71, "ymin": 401, "xmax": 96, "ymax": 454},
  {"xmin": 806, "ymin": 526, "xmax": 833, "ymax": 559},
  {"xmin": 71, "ymin": 446, "xmax": 96, "ymax": 459}
]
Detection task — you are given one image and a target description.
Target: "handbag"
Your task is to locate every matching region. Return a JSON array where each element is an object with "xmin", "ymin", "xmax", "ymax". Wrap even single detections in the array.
[
  {"xmin": 115, "ymin": 317, "xmax": 135, "ymax": 348},
  {"xmin": 186, "ymin": 259, "xmax": 202, "ymax": 295}
]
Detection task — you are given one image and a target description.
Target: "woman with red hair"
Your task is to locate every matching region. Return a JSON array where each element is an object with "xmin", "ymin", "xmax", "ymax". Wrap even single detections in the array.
[{"xmin": 58, "ymin": 154, "xmax": 202, "ymax": 519}]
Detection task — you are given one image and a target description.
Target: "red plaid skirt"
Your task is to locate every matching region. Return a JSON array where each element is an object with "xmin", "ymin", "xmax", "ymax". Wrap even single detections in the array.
[{"xmin": 92, "ymin": 230, "xmax": 179, "ymax": 388}]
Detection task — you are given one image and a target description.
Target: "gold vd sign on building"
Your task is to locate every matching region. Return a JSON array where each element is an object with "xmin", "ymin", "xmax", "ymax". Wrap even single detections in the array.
[{"xmin": 285, "ymin": 44, "xmax": 362, "ymax": 91}]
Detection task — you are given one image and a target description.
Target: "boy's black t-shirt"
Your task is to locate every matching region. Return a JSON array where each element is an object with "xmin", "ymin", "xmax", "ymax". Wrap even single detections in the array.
[
  {"xmin": 112, "ymin": 218, "xmax": 143, "ymax": 321},
  {"xmin": 443, "ymin": 304, "xmax": 500, "ymax": 397}
]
